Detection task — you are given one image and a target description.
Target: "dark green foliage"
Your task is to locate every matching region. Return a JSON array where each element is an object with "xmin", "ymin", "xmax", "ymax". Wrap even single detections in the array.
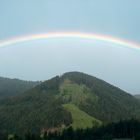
[
  {"xmin": 0, "ymin": 77, "xmax": 39, "ymax": 99},
  {"xmin": 61, "ymin": 72, "xmax": 140, "ymax": 123},
  {"xmin": 0, "ymin": 72, "xmax": 140, "ymax": 134},
  {"xmin": 95, "ymin": 119, "xmax": 140, "ymax": 139},
  {"xmin": 135, "ymin": 133, "xmax": 140, "ymax": 140},
  {"xmin": 0, "ymin": 76, "xmax": 72, "ymax": 134},
  {"xmin": 41, "ymin": 119, "xmax": 140, "ymax": 140},
  {"xmin": 2, "ymin": 119, "xmax": 139, "ymax": 140},
  {"xmin": 24, "ymin": 130, "xmax": 40, "ymax": 140},
  {"xmin": 0, "ymin": 92, "xmax": 72, "ymax": 133}
]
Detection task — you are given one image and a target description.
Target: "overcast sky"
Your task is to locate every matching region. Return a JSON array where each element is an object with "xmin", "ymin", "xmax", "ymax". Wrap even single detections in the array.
[{"xmin": 0, "ymin": 0, "xmax": 140, "ymax": 94}]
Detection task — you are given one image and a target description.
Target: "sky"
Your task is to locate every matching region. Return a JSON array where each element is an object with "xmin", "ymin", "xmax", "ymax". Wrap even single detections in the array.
[{"xmin": 0, "ymin": 0, "xmax": 140, "ymax": 94}]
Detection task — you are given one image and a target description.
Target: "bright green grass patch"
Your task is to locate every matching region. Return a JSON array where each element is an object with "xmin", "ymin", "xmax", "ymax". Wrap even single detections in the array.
[
  {"xmin": 63, "ymin": 103, "xmax": 101, "ymax": 129},
  {"xmin": 59, "ymin": 79, "xmax": 98, "ymax": 106}
]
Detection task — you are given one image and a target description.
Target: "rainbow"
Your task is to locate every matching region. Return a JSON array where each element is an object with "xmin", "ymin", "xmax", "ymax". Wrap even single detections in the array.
[{"xmin": 0, "ymin": 32, "xmax": 140, "ymax": 50}]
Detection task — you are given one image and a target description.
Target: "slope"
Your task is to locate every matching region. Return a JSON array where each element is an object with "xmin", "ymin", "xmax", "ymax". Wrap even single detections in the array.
[
  {"xmin": 0, "ymin": 77, "xmax": 39, "ymax": 99},
  {"xmin": 0, "ymin": 72, "xmax": 139, "ymax": 134},
  {"xmin": 63, "ymin": 104, "xmax": 101, "ymax": 129},
  {"xmin": 61, "ymin": 72, "xmax": 140, "ymax": 123}
]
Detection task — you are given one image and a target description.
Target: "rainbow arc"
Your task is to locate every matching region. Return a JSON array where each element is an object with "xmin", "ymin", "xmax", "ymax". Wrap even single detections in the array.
[{"xmin": 0, "ymin": 32, "xmax": 140, "ymax": 50}]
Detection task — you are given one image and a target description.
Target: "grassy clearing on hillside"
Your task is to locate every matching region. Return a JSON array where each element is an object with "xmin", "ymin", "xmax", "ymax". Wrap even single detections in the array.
[
  {"xmin": 60, "ymin": 79, "xmax": 98, "ymax": 105},
  {"xmin": 63, "ymin": 104, "xmax": 101, "ymax": 129}
]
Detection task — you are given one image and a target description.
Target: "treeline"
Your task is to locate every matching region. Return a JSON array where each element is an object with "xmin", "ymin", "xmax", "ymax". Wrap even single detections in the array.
[{"xmin": 1, "ymin": 119, "xmax": 140, "ymax": 140}]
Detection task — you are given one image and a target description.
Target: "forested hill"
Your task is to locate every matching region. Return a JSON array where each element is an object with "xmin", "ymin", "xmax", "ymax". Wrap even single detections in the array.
[
  {"xmin": 0, "ymin": 72, "xmax": 139, "ymax": 134},
  {"xmin": 60, "ymin": 72, "xmax": 140, "ymax": 121},
  {"xmin": 0, "ymin": 77, "xmax": 39, "ymax": 99}
]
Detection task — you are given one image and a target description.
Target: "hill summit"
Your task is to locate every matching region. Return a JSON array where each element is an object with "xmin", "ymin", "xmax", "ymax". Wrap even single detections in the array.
[{"xmin": 0, "ymin": 72, "xmax": 139, "ymax": 133}]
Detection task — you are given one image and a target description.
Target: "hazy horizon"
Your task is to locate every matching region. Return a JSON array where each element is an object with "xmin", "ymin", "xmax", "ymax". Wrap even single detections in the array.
[{"xmin": 0, "ymin": 0, "xmax": 140, "ymax": 95}]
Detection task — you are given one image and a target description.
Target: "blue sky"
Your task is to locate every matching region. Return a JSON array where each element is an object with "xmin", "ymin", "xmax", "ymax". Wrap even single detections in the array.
[
  {"xmin": 0, "ymin": 0, "xmax": 140, "ymax": 94},
  {"xmin": 0, "ymin": 0, "xmax": 140, "ymax": 41}
]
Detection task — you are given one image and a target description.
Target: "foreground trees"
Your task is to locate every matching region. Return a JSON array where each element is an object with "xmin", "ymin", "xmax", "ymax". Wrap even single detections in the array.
[{"xmin": 1, "ymin": 119, "xmax": 140, "ymax": 140}]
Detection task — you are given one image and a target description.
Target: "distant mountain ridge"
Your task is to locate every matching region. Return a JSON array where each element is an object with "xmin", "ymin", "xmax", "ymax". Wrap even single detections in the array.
[
  {"xmin": 135, "ymin": 94, "xmax": 140, "ymax": 100},
  {"xmin": 0, "ymin": 76, "xmax": 39, "ymax": 99},
  {"xmin": 0, "ymin": 72, "xmax": 139, "ymax": 134}
]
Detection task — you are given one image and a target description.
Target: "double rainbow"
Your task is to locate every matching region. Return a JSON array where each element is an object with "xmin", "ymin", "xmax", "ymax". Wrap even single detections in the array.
[{"xmin": 0, "ymin": 32, "xmax": 140, "ymax": 50}]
